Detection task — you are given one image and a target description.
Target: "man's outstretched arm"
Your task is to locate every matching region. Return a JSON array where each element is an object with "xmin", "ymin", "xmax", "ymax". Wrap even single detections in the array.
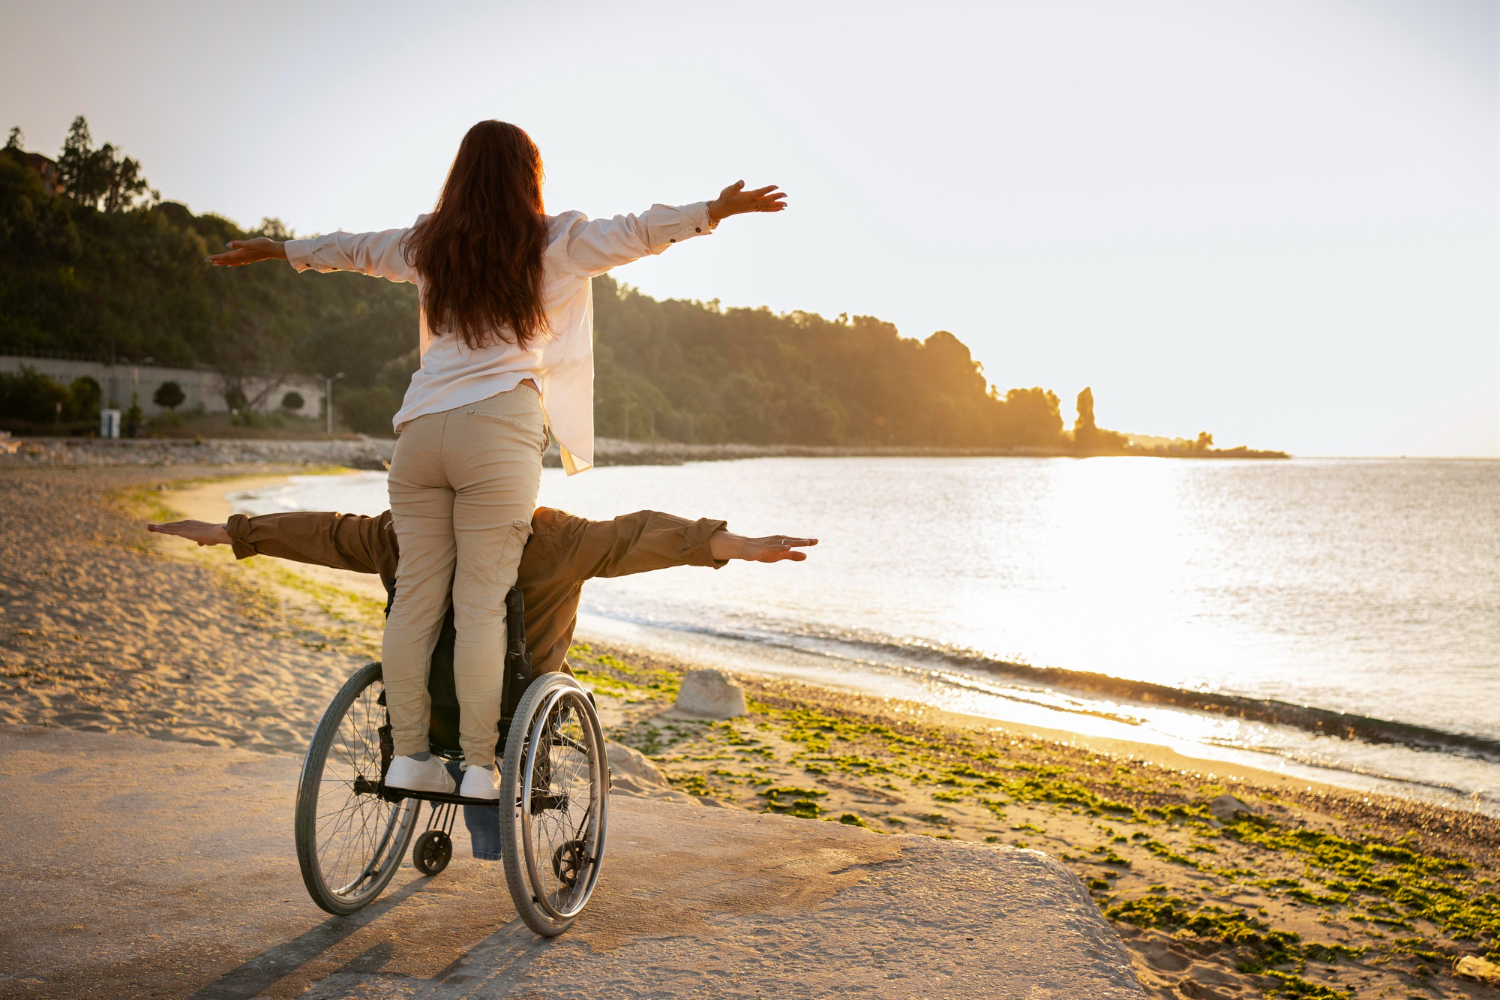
[
  {"xmin": 707, "ymin": 530, "xmax": 818, "ymax": 564},
  {"xmin": 148, "ymin": 511, "xmax": 398, "ymax": 586},
  {"xmin": 152, "ymin": 507, "xmax": 816, "ymax": 586},
  {"xmin": 148, "ymin": 520, "xmax": 232, "ymax": 547},
  {"xmin": 538, "ymin": 508, "xmax": 816, "ymax": 581}
]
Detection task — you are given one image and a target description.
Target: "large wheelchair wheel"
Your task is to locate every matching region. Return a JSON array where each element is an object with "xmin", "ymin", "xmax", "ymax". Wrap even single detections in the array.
[
  {"xmin": 498, "ymin": 673, "xmax": 609, "ymax": 937},
  {"xmin": 295, "ymin": 662, "xmax": 421, "ymax": 915}
]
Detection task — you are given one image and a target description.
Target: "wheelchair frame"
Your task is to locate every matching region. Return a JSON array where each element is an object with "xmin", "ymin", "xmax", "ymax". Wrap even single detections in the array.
[{"xmin": 293, "ymin": 586, "xmax": 609, "ymax": 937}]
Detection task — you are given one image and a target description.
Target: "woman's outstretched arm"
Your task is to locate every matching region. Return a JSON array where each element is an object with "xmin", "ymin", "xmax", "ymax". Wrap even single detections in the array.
[
  {"xmin": 562, "ymin": 181, "xmax": 787, "ymax": 277},
  {"xmin": 206, "ymin": 228, "xmax": 416, "ymax": 283},
  {"xmin": 707, "ymin": 180, "xmax": 788, "ymax": 224},
  {"xmin": 205, "ymin": 237, "xmax": 286, "ymax": 267}
]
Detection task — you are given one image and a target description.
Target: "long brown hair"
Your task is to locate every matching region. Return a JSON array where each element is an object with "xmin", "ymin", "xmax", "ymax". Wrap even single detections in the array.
[{"xmin": 404, "ymin": 121, "xmax": 548, "ymax": 350}]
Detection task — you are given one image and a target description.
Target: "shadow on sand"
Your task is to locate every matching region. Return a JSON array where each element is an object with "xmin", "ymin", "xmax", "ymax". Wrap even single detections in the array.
[{"xmin": 182, "ymin": 878, "xmax": 546, "ymax": 999}]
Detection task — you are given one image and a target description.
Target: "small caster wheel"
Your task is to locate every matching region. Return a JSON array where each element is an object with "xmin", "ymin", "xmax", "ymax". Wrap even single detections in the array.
[
  {"xmin": 552, "ymin": 839, "xmax": 585, "ymax": 887},
  {"xmin": 412, "ymin": 829, "xmax": 452, "ymax": 876}
]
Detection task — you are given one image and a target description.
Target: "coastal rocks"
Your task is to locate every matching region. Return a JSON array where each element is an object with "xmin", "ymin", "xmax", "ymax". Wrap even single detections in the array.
[
  {"xmin": 605, "ymin": 741, "xmax": 700, "ymax": 805},
  {"xmin": 0, "ymin": 436, "xmax": 396, "ymax": 469},
  {"xmin": 667, "ymin": 669, "xmax": 747, "ymax": 720},
  {"xmin": 1456, "ymin": 955, "xmax": 1500, "ymax": 984},
  {"xmin": 1207, "ymin": 794, "xmax": 1257, "ymax": 823}
]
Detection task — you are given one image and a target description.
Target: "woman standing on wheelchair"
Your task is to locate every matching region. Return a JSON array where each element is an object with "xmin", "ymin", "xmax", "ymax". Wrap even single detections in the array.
[{"xmin": 210, "ymin": 120, "xmax": 786, "ymax": 799}]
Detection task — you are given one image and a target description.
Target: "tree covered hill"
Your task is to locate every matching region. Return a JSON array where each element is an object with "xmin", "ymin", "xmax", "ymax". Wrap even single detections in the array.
[
  {"xmin": 3, "ymin": 117, "xmax": 1267, "ymax": 455},
  {"xmin": 592, "ymin": 279, "xmax": 1067, "ymax": 447},
  {"xmin": 1, "ymin": 120, "xmax": 416, "ymax": 425}
]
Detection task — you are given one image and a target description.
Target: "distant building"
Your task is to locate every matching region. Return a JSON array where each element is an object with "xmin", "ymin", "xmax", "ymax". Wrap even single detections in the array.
[
  {"xmin": 0, "ymin": 354, "xmax": 326, "ymax": 419},
  {"xmin": 2, "ymin": 147, "xmax": 64, "ymax": 196}
]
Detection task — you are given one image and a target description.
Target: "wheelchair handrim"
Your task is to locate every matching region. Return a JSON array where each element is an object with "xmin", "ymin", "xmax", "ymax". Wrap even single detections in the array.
[
  {"xmin": 520, "ymin": 683, "xmax": 608, "ymax": 920},
  {"xmin": 295, "ymin": 661, "xmax": 420, "ymax": 914}
]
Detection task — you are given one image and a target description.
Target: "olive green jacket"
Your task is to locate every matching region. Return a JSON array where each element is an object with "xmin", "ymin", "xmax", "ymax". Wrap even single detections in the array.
[{"xmin": 225, "ymin": 507, "xmax": 726, "ymax": 676}]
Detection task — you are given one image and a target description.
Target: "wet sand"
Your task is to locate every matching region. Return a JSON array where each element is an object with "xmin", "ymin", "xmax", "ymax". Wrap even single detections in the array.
[{"xmin": 2, "ymin": 465, "xmax": 1497, "ymax": 998}]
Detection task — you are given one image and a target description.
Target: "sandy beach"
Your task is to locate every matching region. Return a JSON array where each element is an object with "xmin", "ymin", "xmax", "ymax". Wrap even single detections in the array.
[{"xmin": 2, "ymin": 465, "xmax": 1497, "ymax": 999}]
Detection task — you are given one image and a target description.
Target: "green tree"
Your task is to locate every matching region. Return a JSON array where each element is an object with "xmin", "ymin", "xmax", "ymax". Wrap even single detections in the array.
[
  {"xmin": 0, "ymin": 365, "xmax": 69, "ymax": 422},
  {"xmin": 5, "ymin": 127, "xmax": 21, "ymax": 151},
  {"xmin": 100, "ymin": 147, "xmax": 152, "ymax": 213},
  {"xmin": 67, "ymin": 377, "xmax": 101, "ymax": 421},
  {"xmin": 55, "ymin": 115, "xmax": 154, "ymax": 213},
  {"xmin": 153, "ymin": 380, "xmax": 185, "ymax": 410},
  {"xmin": 57, "ymin": 116, "xmax": 108, "ymax": 207},
  {"xmin": 995, "ymin": 387, "xmax": 1064, "ymax": 447}
]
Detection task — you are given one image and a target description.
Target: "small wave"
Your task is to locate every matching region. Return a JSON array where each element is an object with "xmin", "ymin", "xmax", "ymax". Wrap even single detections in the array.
[
  {"xmin": 852, "ymin": 635, "xmax": 1500, "ymax": 763},
  {"xmin": 589, "ymin": 606, "xmax": 1500, "ymax": 764},
  {"xmin": 1227, "ymin": 742, "xmax": 1499, "ymax": 802}
]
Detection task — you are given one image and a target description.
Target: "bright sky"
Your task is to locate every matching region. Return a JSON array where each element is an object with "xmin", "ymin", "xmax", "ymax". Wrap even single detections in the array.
[{"xmin": 2, "ymin": 0, "xmax": 1495, "ymax": 456}]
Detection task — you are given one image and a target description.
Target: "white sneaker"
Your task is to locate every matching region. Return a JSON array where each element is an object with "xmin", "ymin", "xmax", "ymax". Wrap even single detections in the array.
[
  {"xmin": 385, "ymin": 755, "xmax": 455, "ymax": 794},
  {"xmin": 459, "ymin": 763, "xmax": 501, "ymax": 800}
]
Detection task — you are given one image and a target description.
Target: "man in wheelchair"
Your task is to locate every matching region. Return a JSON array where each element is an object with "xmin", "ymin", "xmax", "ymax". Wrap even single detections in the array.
[
  {"xmin": 152, "ymin": 504, "xmax": 814, "ymax": 919},
  {"xmin": 150, "ymin": 506, "xmax": 813, "ymax": 775},
  {"xmin": 150, "ymin": 506, "xmax": 815, "ymax": 683}
]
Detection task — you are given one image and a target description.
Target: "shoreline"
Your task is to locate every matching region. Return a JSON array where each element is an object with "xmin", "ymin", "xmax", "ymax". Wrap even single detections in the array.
[
  {"xmin": 176, "ymin": 466, "xmax": 1485, "ymax": 812},
  {"xmin": 106, "ymin": 465, "xmax": 1500, "ymax": 816},
  {"xmin": 573, "ymin": 639, "xmax": 1500, "ymax": 998},
  {"xmin": 571, "ymin": 615, "xmax": 1500, "ymax": 816},
  {"xmin": 0, "ymin": 434, "xmax": 1289, "ymax": 469},
  {"xmin": 141, "ymin": 466, "xmax": 1500, "ymax": 814},
  {"xmin": 577, "ymin": 631, "xmax": 1356, "ymax": 803}
]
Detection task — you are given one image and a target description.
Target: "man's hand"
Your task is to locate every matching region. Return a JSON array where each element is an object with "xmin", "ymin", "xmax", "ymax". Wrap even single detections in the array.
[
  {"xmin": 206, "ymin": 238, "xmax": 287, "ymax": 267},
  {"xmin": 709, "ymin": 530, "xmax": 817, "ymax": 564},
  {"xmin": 707, "ymin": 181, "xmax": 788, "ymax": 224},
  {"xmin": 147, "ymin": 520, "xmax": 232, "ymax": 546}
]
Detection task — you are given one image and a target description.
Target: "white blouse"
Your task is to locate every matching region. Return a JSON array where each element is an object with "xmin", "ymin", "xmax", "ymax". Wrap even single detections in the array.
[{"xmin": 285, "ymin": 202, "xmax": 715, "ymax": 474}]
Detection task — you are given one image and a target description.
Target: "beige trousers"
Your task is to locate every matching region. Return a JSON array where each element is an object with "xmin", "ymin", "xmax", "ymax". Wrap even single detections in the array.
[{"xmin": 383, "ymin": 385, "xmax": 546, "ymax": 765}]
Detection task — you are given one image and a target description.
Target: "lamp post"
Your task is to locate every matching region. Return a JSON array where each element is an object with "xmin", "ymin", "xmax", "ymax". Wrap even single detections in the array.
[
  {"xmin": 133, "ymin": 358, "xmax": 153, "ymax": 408},
  {"xmin": 321, "ymin": 372, "xmax": 345, "ymax": 436}
]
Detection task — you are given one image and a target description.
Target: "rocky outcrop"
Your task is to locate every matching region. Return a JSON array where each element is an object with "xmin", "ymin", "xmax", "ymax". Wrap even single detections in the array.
[
  {"xmin": 1206, "ymin": 794, "xmax": 1257, "ymax": 823},
  {"xmin": 0, "ymin": 436, "xmax": 396, "ymax": 469},
  {"xmin": 606, "ymin": 741, "xmax": 701, "ymax": 805},
  {"xmin": 666, "ymin": 669, "xmax": 747, "ymax": 720}
]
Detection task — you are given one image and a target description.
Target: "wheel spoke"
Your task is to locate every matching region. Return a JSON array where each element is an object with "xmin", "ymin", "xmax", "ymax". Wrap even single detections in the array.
[
  {"xmin": 297, "ymin": 665, "xmax": 417, "ymax": 913},
  {"xmin": 515, "ymin": 689, "xmax": 605, "ymax": 918}
]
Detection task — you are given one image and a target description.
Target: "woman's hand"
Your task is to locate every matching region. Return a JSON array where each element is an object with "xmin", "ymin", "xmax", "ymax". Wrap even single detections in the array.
[
  {"xmin": 147, "ymin": 520, "xmax": 232, "ymax": 546},
  {"xmin": 707, "ymin": 181, "xmax": 788, "ymax": 224},
  {"xmin": 709, "ymin": 530, "xmax": 817, "ymax": 564},
  {"xmin": 205, "ymin": 238, "xmax": 287, "ymax": 267}
]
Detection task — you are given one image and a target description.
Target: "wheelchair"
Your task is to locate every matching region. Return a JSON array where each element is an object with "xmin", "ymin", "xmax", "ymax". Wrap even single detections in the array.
[{"xmin": 293, "ymin": 588, "xmax": 609, "ymax": 937}]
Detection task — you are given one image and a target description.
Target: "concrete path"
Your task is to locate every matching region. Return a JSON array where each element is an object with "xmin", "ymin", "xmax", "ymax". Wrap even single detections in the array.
[{"xmin": 0, "ymin": 725, "xmax": 1143, "ymax": 999}]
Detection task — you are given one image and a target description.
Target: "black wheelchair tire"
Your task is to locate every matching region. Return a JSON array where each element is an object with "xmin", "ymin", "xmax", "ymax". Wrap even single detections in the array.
[
  {"xmin": 498, "ymin": 673, "xmax": 609, "ymax": 937},
  {"xmin": 295, "ymin": 662, "xmax": 421, "ymax": 915},
  {"xmin": 411, "ymin": 829, "xmax": 453, "ymax": 876}
]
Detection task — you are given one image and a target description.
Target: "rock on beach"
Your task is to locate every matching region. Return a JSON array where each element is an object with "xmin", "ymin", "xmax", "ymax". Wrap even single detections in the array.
[{"xmin": 668, "ymin": 668, "xmax": 747, "ymax": 720}]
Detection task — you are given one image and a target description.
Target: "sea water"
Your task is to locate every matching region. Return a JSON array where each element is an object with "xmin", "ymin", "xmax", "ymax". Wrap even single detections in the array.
[{"xmin": 230, "ymin": 457, "xmax": 1500, "ymax": 814}]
